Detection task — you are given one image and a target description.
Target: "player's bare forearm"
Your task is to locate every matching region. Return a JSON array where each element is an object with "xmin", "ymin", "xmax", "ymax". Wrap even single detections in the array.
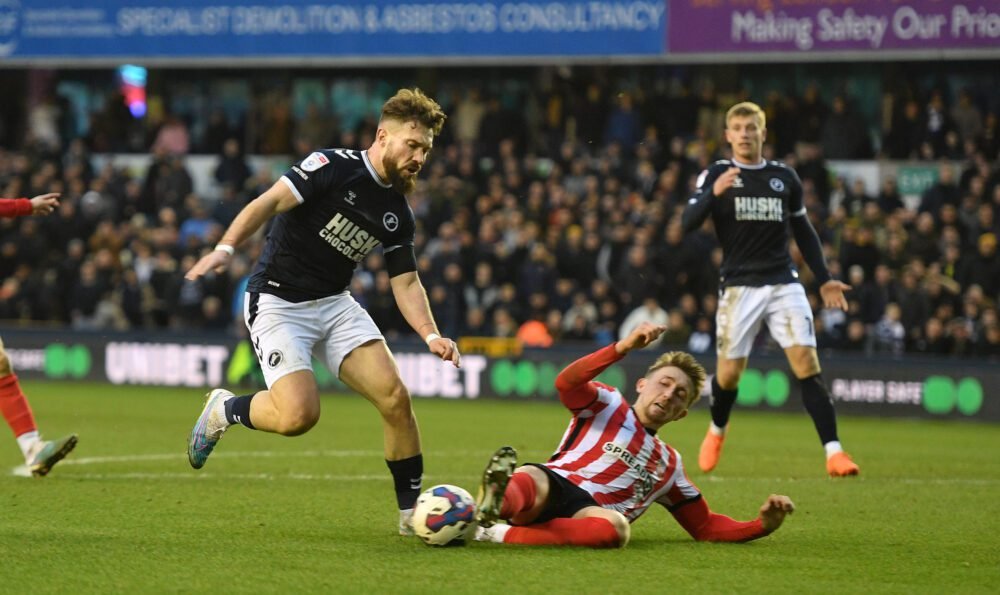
[
  {"xmin": 390, "ymin": 271, "xmax": 461, "ymax": 367},
  {"xmin": 389, "ymin": 272, "xmax": 437, "ymax": 338},
  {"xmin": 186, "ymin": 182, "xmax": 296, "ymax": 280},
  {"xmin": 789, "ymin": 215, "xmax": 831, "ymax": 285},
  {"xmin": 218, "ymin": 181, "xmax": 297, "ymax": 248}
]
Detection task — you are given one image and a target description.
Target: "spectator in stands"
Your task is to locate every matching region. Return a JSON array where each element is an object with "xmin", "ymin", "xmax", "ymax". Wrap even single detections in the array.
[
  {"xmin": 151, "ymin": 113, "xmax": 191, "ymax": 155},
  {"xmin": 873, "ymin": 303, "xmax": 905, "ymax": 356},
  {"xmin": 877, "ymin": 176, "xmax": 904, "ymax": 214},
  {"xmin": 820, "ymin": 95, "xmax": 870, "ymax": 159},
  {"xmin": 976, "ymin": 323, "xmax": 1000, "ymax": 360},
  {"xmin": 839, "ymin": 319, "xmax": 869, "ymax": 353},
  {"xmin": 618, "ymin": 298, "xmax": 669, "ymax": 349},
  {"xmin": 214, "ymin": 138, "xmax": 252, "ymax": 192},
  {"xmin": 883, "ymin": 99, "xmax": 925, "ymax": 160},
  {"xmin": 951, "ymin": 90, "xmax": 983, "ymax": 146},
  {"xmin": 959, "ymin": 233, "xmax": 1000, "ymax": 298},
  {"xmin": 919, "ymin": 163, "xmax": 961, "ymax": 217},
  {"xmin": 4, "ymin": 67, "xmax": 1000, "ymax": 364},
  {"xmin": 914, "ymin": 317, "xmax": 951, "ymax": 355}
]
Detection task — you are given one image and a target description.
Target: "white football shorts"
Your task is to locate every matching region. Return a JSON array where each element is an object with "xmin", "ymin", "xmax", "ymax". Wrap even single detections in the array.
[
  {"xmin": 244, "ymin": 291, "xmax": 385, "ymax": 388},
  {"xmin": 715, "ymin": 283, "xmax": 816, "ymax": 359}
]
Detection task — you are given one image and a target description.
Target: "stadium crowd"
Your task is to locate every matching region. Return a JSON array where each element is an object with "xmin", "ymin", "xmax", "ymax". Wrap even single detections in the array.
[{"xmin": 2, "ymin": 68, "xmax": 1000, "ymax": 360}]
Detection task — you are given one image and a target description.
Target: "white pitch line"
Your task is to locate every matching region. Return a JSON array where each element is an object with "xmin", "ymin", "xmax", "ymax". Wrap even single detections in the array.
[
  {"xmin": 59, "ymin": 449, "xmax": 553, "ymax": 467},
  {"xmin": 701, "ymin": 476, "xmax": 1000, "ymax": 486},
  {"xmin": 60, "ymin": 450, "xmax": 386, "ymax": 466},
  {"xmin": 64, "ymin": 472, "xmax": 391, "ymax": 481}
]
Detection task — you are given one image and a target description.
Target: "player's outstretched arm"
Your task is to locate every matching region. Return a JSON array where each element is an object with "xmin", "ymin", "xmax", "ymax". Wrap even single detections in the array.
[
  {"xmin": 759, "ymin": 494, "xmax": 795, "ymax": 533},
  {"xmin": 819, "ymin": 280, "xmax": 851, "ymax": 311},
  {"xmin": 389, "ymin": 271, "xmax": 460, "ymax": 368},
  {"xmin": 681, "ymin": 166, "xmax": 734, "ymax": 233},
  {"xmin": 669, "ymin": 493, "xmax": 794, "ymax": 542},
  {"xmin": 185, "ymin": 181, "xmax": 298, "ymax": 281},
  {"xmin": 0, "ymin": 193, "xmax": 60, "ymax": 218},
  {"xmin": 28, "ymin": 192, "xmax": 60, "ymax": 215},
  {"xmin": 553, "ymin": 323, "xmax": 665, "ymax": 410},
  {"xmin": 615, "ymin": 322, "xmax": 667, "ymax": 355}
]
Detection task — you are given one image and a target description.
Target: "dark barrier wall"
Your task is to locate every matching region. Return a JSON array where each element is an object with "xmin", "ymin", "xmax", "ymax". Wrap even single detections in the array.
[{"xmin": 2, "ymin": 329, "xmax": 995, "ymax": 422}]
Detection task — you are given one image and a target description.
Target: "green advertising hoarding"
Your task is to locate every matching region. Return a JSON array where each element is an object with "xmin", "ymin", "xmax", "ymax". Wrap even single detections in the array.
[{"xmin": 2, "ymin": 329, "xmax": 995, "ymax": 421}]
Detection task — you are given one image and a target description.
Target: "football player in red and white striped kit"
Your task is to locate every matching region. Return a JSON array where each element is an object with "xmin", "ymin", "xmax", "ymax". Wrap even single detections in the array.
[
  {"xmin": 0, "ymin": 193, "xmax": 78, "ymax": 476},
  {"xmin": 474, "ymin": 322, "xmax": 794, "ymax": 548}
]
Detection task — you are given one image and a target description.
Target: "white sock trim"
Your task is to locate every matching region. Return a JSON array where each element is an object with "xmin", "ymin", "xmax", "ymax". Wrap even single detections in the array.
[
  {"xmin": 16, "ymin": 431, "xmax": 41, "ymax": 459},
  {"xmin": 709, "ymin": 423, "xmax": 727, "ymax": 436},
  {"xmin": 824, "ymin": 441, "xmax": 843, "ymax": 458},
  {"xmin": 490, "ymin": 524, "xmax": 512, "ymax": 543}
]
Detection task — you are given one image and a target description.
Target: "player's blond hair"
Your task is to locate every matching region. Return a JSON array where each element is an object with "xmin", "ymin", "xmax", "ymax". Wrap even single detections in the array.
[
  {"xmin": 726, "ymin": 101, "xmax": 766, "ymax": 129},
  {"xmin": 646, "ymin": 351, "xmax": 707, "ymax": 406},
  {"xmin": 380, "ymin": 88, "xmax": 447, "ymax": 136}
]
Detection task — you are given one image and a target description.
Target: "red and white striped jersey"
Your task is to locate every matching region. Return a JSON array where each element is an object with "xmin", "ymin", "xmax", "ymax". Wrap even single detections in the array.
[{"xmin": 545, "ymin": 382, "xmax": 701, "ymax": 522}]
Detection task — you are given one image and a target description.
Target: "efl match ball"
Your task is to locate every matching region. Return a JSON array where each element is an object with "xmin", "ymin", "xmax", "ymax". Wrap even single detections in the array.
[{"xmin": 412, "ymin": 484, "xmax": 477, "ymax": 546}]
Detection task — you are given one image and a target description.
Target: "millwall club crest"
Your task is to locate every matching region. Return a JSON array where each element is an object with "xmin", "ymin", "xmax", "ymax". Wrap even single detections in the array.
[
  {"xmin": 383, "ymin": 212, "xmax": 399, "ymax": 232},
  {"xmin": 770, "ymin": 178, "xmax": 785, "ymax": 192}
]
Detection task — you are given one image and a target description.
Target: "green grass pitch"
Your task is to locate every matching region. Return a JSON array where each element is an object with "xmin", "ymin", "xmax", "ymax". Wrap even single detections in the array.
[{"xmin": 1, "ymin": 382, "xmax": 997, "ymax": 593}]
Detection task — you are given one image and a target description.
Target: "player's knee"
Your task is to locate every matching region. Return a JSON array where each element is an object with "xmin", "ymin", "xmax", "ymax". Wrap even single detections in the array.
[
  {"xmin": 715, "ymin": 369, "xmax": 741, "ymax": 390},
  {"xmin": 379, "ymin": 382, "xmax": 414, "ymax": 423},
  {"xmin": 608, "ymin": 511, "xmax": 631, "ymax": 548},
  {"xmin": 276, "ymin": 405, "xmax": 320, "ymax": 436},
  {"xmin": 788, "ymin": 349, "xmax": 821, "ymax": 378}
]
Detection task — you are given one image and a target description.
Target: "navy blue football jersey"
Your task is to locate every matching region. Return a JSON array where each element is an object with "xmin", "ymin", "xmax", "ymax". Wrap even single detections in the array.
[
  {"xmin": 682, "ymin": 159, "xmax": 805, "ymax": 288},
  {"xmin": 247, "ymin": 149, "xmax": 416, "ymax": 302}
]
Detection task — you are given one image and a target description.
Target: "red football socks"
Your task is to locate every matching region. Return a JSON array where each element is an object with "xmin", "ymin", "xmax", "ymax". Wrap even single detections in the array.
[
  {"xmin": 500, "ymin": 472, "xmax": 538, "ymax": 518},
  {"xmin": 505, "ymin": 517, "xmax": 621, "ymax": 548},
  {"xmin": 0, "ymin": 374, "xmax": 37, "ymax": 437}
]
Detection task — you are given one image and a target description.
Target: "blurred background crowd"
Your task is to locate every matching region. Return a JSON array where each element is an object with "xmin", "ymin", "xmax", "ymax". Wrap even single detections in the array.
[{"xmin": 2, "ymin": 62, "xmax": 1000, "ymax": 360}]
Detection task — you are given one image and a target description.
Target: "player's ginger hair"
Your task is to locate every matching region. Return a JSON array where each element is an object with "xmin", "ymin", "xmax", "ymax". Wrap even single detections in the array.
[
  {"xmin": 380, "ymin": 88, "xmax": 447, "ymax": 136},
  {"xmin": 646, "ymin": 352, "xmax": 707, "ymax": 406},
  {"xmin": 726, "ymin": 101, "xmax": 766, "ymax": 129}
]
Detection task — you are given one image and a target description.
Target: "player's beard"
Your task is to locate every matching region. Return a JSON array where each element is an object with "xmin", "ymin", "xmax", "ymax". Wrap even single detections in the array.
[{"xmin": 383, "ymin": 157, "xmax": 417, "ymax": 194}]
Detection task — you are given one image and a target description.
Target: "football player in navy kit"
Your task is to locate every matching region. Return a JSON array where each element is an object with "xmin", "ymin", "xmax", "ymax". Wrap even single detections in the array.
[
  {"xmin": 184, "ymin": 88, "xmax": 459, "ymax": 534},
  {"xmin": 681, "ymin": 102, "xmax": 860, "ymax": 477}
]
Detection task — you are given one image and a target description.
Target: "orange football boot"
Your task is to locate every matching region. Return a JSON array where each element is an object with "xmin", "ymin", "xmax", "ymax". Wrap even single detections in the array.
[
  {"xmin": 826, "ymin": 451, "xmax": 860, "ymax": 477},
  {"xmin": 698, "ymin": 428, "xmax": 726, "ymax": 473}
]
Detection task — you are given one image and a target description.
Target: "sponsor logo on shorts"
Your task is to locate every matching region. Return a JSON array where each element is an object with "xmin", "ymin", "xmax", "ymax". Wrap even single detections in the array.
[{"xmin": 267, "ymin": 350, "xmax": 283, "ymax": 368}]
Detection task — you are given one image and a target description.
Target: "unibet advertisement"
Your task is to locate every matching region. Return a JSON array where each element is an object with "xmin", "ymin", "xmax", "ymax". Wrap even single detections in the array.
[{"xmin": 1, "ymin": 330, "xmax": 995, "ymax": 421}]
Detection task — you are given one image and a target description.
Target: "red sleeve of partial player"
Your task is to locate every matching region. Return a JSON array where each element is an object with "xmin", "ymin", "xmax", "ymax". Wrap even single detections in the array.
[
  {"xmin": 671, "ymin": 496, "xmax": 768, "ymax": 542},
  {"xmin": 0, "ymin": 199, "xmax": 31, "ymax": 218},
  {"xmin": 554, "ymin": 343, "xmax": 624, "ymax": 410}
]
